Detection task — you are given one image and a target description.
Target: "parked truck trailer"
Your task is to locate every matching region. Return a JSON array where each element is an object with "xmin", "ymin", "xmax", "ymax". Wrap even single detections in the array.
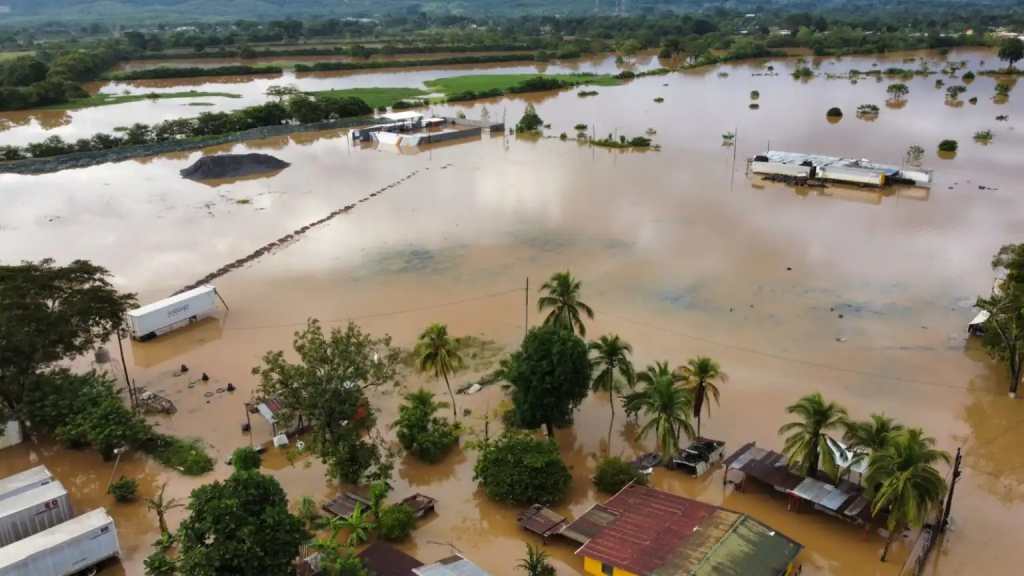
[
  {"xmin": 0, "ymin": 508, "xmax": 120, "ymax": 576},
  {"xmin": 0, "ymin": 465, "xmax": 54, "ymax": 503},
  {"xmin": 0, "ymin": 481, "xmax": 73, "ymax": 547},
  {"xmin": 126, "ymin": 285, "xmax": 222, "ymax": 341}
]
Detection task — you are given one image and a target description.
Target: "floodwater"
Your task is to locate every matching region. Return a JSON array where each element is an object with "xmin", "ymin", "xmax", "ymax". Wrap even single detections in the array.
[
  {"xmin": 1, "ymin": 47, "xmax": 1023, "ymax": 575},
  {"xmin": 114, "ymin": 51, "xmax": 536, "ymax": 71}
]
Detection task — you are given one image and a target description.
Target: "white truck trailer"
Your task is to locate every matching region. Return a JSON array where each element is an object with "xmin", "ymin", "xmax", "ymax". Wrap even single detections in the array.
[
  {"xmin": 126, "ymin": 285, "xmax": 222, "ymax": 341},
  {"xmin": 0, "ymin": 508, "xmax": 120, "ymax": 576},
  {"xmin": 0, "ymin": 465, "xmax": 54, "ymax": 502},
  {"xmin": 0, "ymin": 481, "xmax": 73, "ymax": 547}
]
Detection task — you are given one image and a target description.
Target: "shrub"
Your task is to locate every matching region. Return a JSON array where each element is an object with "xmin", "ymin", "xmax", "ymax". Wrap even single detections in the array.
[
  {"xmin": 826, "ymin": 106, "xmax": 843, "ymax": 118},
  {"xmin": 750, "ymin": 90, "xmax": 760, "ymax": 100},
  {"xmin": 938, "ymin": 139, "xmax": 959, "ymax": 152},
  {"xmin": 593, "ymin": 457, "xmax": 647, "ymax": 494},
  {"xmin": 577, "ymin": 90, "xmax": 598, "ymax": 97},
  {"xmin": 516, "ymin": 103, "xmax": 544, "ymax": 132},
  {"xmin": 144, "ymin": 549, "xmax": 177, "ymax": 576},
  {"xmin": 653, "ymin": 97, "xmax": 664, "ymax": 103},
  {"xmin": 231, "ymin": 446, "xmax": 262, "ymax": 472},
  {"xmin": 559, "ymin": 132, "xmax": 567, "ymax": 140},
  {"xmin": 473, "ymin": 431, "xmax": 571, "ymax": 505},
  {"xmin": 974, "ymin": 130, "xmax": 993, "ymax": 143},
  {"xmin": 574, "ymin": 123, "xmax": 587, "ymax": 131},
  {"xmin": 963, "ymin": 70, "xmax": 976, "ymax": 82},
  {"xmin": 149, "ymin": 436, "xmax": 215, "ymax": 475},
  {"xmin": 792, "ymin": 67, "xmax": 814, "ymax": 79},
  {"xmin": 395, "ymin": 389, "xmax": 460, "ymax": 463},
  {"xmin": 108, "ymin": 476, "xmax": 138, "ymax": 502},
  {"xmin": 377, "ymin": 504, "xmax": 416, "ymax": 541}
]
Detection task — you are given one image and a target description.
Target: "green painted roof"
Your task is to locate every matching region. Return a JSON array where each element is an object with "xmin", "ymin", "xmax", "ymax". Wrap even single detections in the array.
[{"xmin": 689, "ymin": 515, "xmax": 802, "ymax": 576}]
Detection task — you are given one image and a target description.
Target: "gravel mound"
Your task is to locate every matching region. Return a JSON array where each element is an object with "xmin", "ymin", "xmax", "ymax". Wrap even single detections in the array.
[{"xmin": 180, "ymin": 153, "xmax": 290, "ymax": 181}]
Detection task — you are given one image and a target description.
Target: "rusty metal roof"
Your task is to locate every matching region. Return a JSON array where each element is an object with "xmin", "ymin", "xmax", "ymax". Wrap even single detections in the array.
[
  {"xmin": 561, "ymin": 504, "xmax": 620, "ymax": 544},
  {"xmin": 575, "ymin": 485, "xmax": 717, "ymax": 575},
  {"xmin": 358, "ymin": 542, "xmax": 423, "ymax": 576}
]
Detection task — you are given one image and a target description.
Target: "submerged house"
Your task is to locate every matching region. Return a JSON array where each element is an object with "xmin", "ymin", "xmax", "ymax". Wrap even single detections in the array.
[
  {"xmin": 567, "ymin": 484, "xmax": 802, "ymax": 576},
  {"xmin": 750, "ymin": 151, "xmax": 932, "ymax": 188}
]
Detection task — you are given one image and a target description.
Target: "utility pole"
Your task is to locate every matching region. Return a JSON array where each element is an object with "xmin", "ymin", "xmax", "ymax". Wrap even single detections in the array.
[
  {"xmin": 524, "ymin": 277, "xmax": 529, "ymax": 340},
  {"xmin": 115, "ymin": 327, "xmax": 135, "ymax": 411},
  {"xmin": 940, "ymin": 447, "xmax": 963, "ymax": 532}
]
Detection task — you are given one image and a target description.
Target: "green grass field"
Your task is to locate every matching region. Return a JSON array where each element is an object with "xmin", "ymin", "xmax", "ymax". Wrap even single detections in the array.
[
  {"xmin": 423, "ymin": 73, "xmax": 620, "ymax": 95},
  {"xmin": 0, "ymin": 51, "xmax": 34, "ymax": 62},
  {"xmin": 306, "ymin": 87, "xmax": 428, "ymax": 108},
  {"xmin": 43, "ymin": 91, "xmax": 241, "ymax": 111}
]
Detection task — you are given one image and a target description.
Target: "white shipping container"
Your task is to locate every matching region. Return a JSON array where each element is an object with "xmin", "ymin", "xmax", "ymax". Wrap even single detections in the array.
[
  {"xmin": 126, "ymin": 285, "xmax": 220, "ymax": 341},
  {"xmin": 751, "ymin": 161, "xmax": 812, "ymax": 178},
  {"xmin": 0, "ymin": 481, "xmax": 73, "ymax": 547},
  {"xmin": 0, "ymin": 420, "xmax": 23, "ymax": 450},
  {"xmin": 0, "ymin": 509, "xmax": 120, "ymax": 576},
  {"xmin": 0, "ymin": 465, "xmax": 53, "ymax": 502}
]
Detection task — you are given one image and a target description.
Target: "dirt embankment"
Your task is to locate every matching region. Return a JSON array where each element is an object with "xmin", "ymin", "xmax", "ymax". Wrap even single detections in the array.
[{"xmin": 180, "ymin": 153, "xmax": 290, "ymax": 181}]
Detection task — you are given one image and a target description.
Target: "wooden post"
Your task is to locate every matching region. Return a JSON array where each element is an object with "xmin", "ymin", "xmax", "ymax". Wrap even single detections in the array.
[
  {"xmin": 940, "ymin": 447, "xmax": 963, "ymax": 532},
  {"xmin": 524, "ymin": 277, "xmax": 529, "ymax": 340}
]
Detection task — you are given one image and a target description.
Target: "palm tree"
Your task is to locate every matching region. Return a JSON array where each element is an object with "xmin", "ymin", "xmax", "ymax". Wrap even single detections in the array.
[
  {"xmin": 145, "ymin": 482, "xmax": 183, "ymax": 538},
  {"xmin": 841, "ymin": 414, "xmax": 904, "ymax": 481},
  {"xmin": 538, "ymin": 271, "xmax": 594, "ymax": 336},
  {"xmin": 415, "ymin": 323, "xmax": 464, "ymax": 421},
  {"xmin": 629, "ymin": 362, "xmax": 695, "ymax": 463},
  {"xmin": 680, "ymin": 356, "xmax": 725, "ymax": 438},
  {"xmin": 517, "ymin": 543, "xmax": 556, "ymax": 576},
  {"xmin": 778, "ymin": 392, "xmax": 848, "ymax": 480},
  {"xmin": 589, "ymin": 334, "xmax": 635, "ymax": 452},
  {"xmin": 865, "ymin": 428, "xmax": 950, "ymax": 562},
  {"xmin": 331, "ymin": 503, "xmax": 374, "ymax": 546}
]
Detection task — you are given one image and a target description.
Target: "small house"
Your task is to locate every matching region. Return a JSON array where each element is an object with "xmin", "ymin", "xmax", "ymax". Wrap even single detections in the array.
[{"xmin": 412, "ymin": 554, "xmax": 490, "ymax": 576}]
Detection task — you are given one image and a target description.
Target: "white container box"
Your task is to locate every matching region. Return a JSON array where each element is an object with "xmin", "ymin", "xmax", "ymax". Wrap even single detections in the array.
[
  {"xmin": 0, "ymin": 481, "xmax": 73, "ymax": 547},
  {"xmin": 0, "ymin": 509, "xmax": 120, "ymax": 576},
  {"xmin": 126, "ymin": 285, "xmax": 220, "ymax": 341},
  {"xmin": 0, "ymin": 465, "xmax": 53, "ymax": 502}
]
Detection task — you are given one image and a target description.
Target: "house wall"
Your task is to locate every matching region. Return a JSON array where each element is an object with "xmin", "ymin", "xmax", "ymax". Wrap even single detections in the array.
[{"xmin": 582, "ymin": 556, "xmax": 639, "ymax": 576}]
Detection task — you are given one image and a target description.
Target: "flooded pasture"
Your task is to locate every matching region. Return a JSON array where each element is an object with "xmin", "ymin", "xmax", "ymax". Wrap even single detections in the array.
[{"xmin": 1, "ymin": 48, "xmax": 1023, "ymax": 575}]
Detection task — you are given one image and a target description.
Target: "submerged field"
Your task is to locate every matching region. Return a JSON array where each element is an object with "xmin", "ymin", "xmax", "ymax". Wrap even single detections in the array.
[{"xmin": 1, "ymin": 49, "xmax": 1023, "ymax": 576}]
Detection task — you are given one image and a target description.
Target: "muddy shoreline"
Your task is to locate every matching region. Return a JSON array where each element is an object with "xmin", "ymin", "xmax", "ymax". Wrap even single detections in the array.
[{"xmin": 0, "ymin": 116, "xmax": 382, "ymax": 175}]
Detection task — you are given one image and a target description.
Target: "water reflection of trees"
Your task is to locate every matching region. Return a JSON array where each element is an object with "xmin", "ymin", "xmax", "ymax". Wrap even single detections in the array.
[{"xmin": 961, "ymin": 351, "xmax": 1024, "ymax": 504}]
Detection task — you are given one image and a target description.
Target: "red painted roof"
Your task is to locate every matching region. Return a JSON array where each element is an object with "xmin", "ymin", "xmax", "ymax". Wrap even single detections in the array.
[{"xmin": 575, "ymin": 484, "xmax": 717, "ymax": 575}]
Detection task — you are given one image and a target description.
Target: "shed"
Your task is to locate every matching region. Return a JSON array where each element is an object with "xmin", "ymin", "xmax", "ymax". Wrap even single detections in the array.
[
  {"xmin": 358, "ymin": 542, "xmax": 423, "ymax": 576},
  {"xmin": 412, "ymin": 554, "xmax": 490, "ymax": 576},
  {"xmin": 322, "ymin": 491, "xmax": 373, "ymax": 519},
  {"xmin": 517, "ymin": 504, "xmax": 567, "ymax": 539},
  {"xmin": 399, "ymin": 493, "xmax": 437, "ymax": 519}
]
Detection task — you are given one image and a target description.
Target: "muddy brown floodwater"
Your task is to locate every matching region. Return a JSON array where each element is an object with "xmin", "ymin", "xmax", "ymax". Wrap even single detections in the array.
[{"xmin": 1, "ymin": 48, "xmax": 1023, "ymax": 575}]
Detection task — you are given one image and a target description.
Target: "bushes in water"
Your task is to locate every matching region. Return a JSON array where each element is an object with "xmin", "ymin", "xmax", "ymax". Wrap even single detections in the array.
[
  {"xmin": 377, "ymin": 504, "xmax": 416, "ymax": 541},
  {"xmin": 230, "ymin": 447, "xmax": 262, "ymax": 472},
  {"xmin": 792, "ymin": 66, "xmax": 814, "ymax": 79},
  {"xmin": 593, "ymin": 457, "xmax": 647, "ymax": 494},
  {"xmin": 394, "ymin": 389, "xmax": 460, "ymax": 463},
  {"xmin": 826, "ymin": 106, "xmax": 843, "ymax": 118},
  {"xmin": 110, "ymin": 65, "xmax": 282, "ymax": 81},
  {"xmin": 147, "ymin": 435, "xmax": 214, "ymax": 475},
  {"xmin": 577, "ymin": 90, "xmax": 599, "ymax": 97},
  {"xmin": 591, "ymin": 134, "xmax": 653, "ymax": 148},
  {"xmin": 974, "ymin": 130, "xmax": 993, "ymax": 143},
  {"xmin": 108, "ymin": 476, "xmax": 138, "ymax": 502},
  {"xmin": 2, "ymin": 95, "xmax": 370, "ymax": 160},
  {"xmin": 750, "ymin": 90, "xmax": 760, "ymax": 100},
  {"xmin": 517, "ymin": 103, "xmax": 544, "ymax": 132},
  {"xmin": 938, "ymin": 139, "xmax": 959, "ymax": 152},
  {"xmin": 473, "ymin": 431, "xmax": 571, "ymax": 505},
  {"xmin": 574, "ymin": 123, "xmax": 588, "ymax": 131},
  {"xmin": 653, "ymin": 97, "xmax": 664, "ymax": 103}
]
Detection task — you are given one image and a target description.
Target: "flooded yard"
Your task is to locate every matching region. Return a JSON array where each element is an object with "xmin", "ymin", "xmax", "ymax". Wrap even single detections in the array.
[{"xmin": 1, "ymin": 48, "xmax": 1022, "ymax": 575}]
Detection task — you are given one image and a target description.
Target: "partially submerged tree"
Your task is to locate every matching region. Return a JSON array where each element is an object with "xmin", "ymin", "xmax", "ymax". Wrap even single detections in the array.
[
  {"xmin": 627, "ymin": 362, "xmax": 694, "ymax": 462},
  {"xmin": 593, "ymin": 456, "xmax": 647, "ymax": 494},
  {"xmin": 998, "ymin": 37, "xmax": 1024, "ymax": 71},
  {"xmin": 473, "ymin": 431, "xmax": 571, "ymax": 505},
  {"xmin": 778, "ymin": 392, "xmax": 848, "ymax": 479},
  {"xmin": 252, "ymin": 320, "xmax": 401, "ymax": 483},
  {"xmin": 589, "ymin": 334, "xmax": 635, "ymax": 451},
  {"xmin": 230, "ymin": 446, "xmax": 262, "ymax": 472},
  {"xmin": 866, "ymin": 429, "xmax": 949, "ymax": 562},
  {"xmin": 538, "ymin": 271, "xmax": 594, "ymax": 336},
  {"xmin": 145, "ymin": 482, "xmax": 184, "ymax": 538},
  {"xmin": 976, "ymin": 287, "xmax": 1024, "ymax": 397},
  {"xmin": 680, "ymin": 356, "xmax": 725, "ymax": 438},
  {"xmin": 886, "ymin": 83, "xmax": 909, "ymax": 102},
  {"xmin": 503, "ymin": 324, "xmax": 591, "ymax": 438},
  {"xmin": 177, "ymin": 470, "xmax": 309, "ymax": 576},
  {"xmin": 517, "ymin": 543, "xmax": 557, "ymax": 576},
  {"xmin": 394, "ymin": 389, "xmax": 460, "ymax": 463},
  {"xmin": 415, "ymin": 323, "xmax": 464, "ymax": 421},
  {"xmin": 516, "ymin": 103, "xmax": 543, "ymax": 132},
  {"xmin": 0, "ymin": 259, "xmax": 135, "ymax": 420}
]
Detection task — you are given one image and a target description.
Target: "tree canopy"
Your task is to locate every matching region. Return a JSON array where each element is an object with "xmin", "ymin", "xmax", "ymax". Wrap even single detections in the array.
[
  {"xmin": 473, "ymin": 431, "xmax": 571, "ymax": 505},
  {"xmin": 503, "ymin": 324, "xmax": 591, "ymax": 438},
  {"xmin": 0, "ymin": 259, "xmax": 135, "ymax": 418},
  {"xmin": 394, "ymin": 389, "xmax": 460, "ymax": 463},
  {"xmin": 976, "ymin": 244, "xmax": 1024, "ymax": 396},
  {"xmin": 998, "ymin": 37, "xmax": 1024, "ymax": 70},
  {"xmin": 252, "ymin": 319, "xmax": 401, "ymax": 483},
  {"xmin": 778, "ymin": 392, "xmax": 848, "ymax": 479},
  {"xmin": 538, "ymin": 271, "xmax": 594, "ymax": 336},
  {"xmin": 415, "ymin": 323, "xmax": 464, "ymax": 420},
  {"xmin": 176, "ymin": 470, "xmax": 309, "ymax": 576}
]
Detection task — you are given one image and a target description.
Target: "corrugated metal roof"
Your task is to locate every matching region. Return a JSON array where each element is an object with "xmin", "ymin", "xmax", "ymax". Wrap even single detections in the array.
[
  {"xmin": 358, "ymin": 542, "xmax": 423, "ymax": 576},
  {"xmin": 575, "ymin": 485, "xmax": 716, "ymax": 575},
  {"xmin": 561, "ymin": 504, "xmax": 619, "ymax": 544},
  {"xmin": 690, "ymin": 515, "xmax": 802, "ymax": 576},
  {"xmin": 412, "ymin": 554, "xmax": 490, "ymax": 576}
]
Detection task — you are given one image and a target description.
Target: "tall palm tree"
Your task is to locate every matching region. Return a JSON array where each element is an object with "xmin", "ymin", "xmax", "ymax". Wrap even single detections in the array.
[
  {"xmin": 589, "ymin": 334, "xmax": 635, "ymax": 453},
  {"xmin": 841, "ymin": 414, "xmax": 904, "ymax": 481},
  {"xmin": 517, "ymin": 543, "xmax": 556, "ymax": 576},
  {"xmin": 145, "ymin": 482, "xmax": 183, "ymax": 538},
  {"xmin": 538, "ymin": 271, "xmax": 594, "ymax": 336},
  {"xmin": 778, "ymin": 392, "xmax": 848, "ymax": 480},
  {"xmin": 680, "ymin": 356, "xmax": 725, "ymax": 438},
  {"xmin": 329, "ymin": 503, "xmax": 375, "ymax": 547},
  {"xmin": 629, "ymin": 362, "xmax": 695, "ymax": 463},
  {"xmin": 415, "ymin": 323, "xmax": 464, "ymax": 421},
  {"xmin": 865, "ymin": 428, "xmax": 950, "ymax": 562}
]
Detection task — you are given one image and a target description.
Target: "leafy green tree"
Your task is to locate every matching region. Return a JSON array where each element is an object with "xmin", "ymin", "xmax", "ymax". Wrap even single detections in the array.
[
  {"xmin": 177, "ymin": 470, "xmax": 309, "ymax": 576},
  {"xmin": 503, "ymin": 325, "xmax": 591, "ymax": 438},
  {"xmin": 144, "ymin": 549, "xmax": 177, "ymax": 576},
  {"xmin": 252, "ymin": 320, "xmax": 401, "ymax": 483},
  {"xmin": 886, "ymin": 83, "xmax": 909, "ymax": 101},
  {"xmin": 976, "ymin": 286, "xmax": 1024, "ymax": 397},
  {"xmin": 680, "ymin": 356, "xmax": 725, "ymax": 438},
  {"xmin": 0, "ymin": 259, "xmax": 135, "ymax": 419},
  {"xmin": 1, "ymin": 56, "xmax": 48, "ymax": 87},
  {"xmin": 108, "ymin": 476, "xmax": 138, "ymax": 502},
  {"xmin": 286, "ymin": 94, "xmax": 327, "ymax": 123},
  {"xmin": 593, "ymin": 456, "xmax": 647, "ymax": 494},
  {"xmin": 840, "ymin": 414, "xmax": 903, "ymax": 481},
  {"xmin": 377, "ymin": 504, "xmax": 416, "ymax": 541},
  {"xmin": 589, "ymin": 334, "xmax": 634, "ymax": 451},
  {"xmin": 145, "ymin": 482, "xmax": 184, "ymax": 538},
  {"xmin": 311, "ymin": 539, "xmax": 368, "ymax": 576},
  {"xmin": 231, "ymin": 446, "xmax": 262, "ymax": 472},
  {"xmin": 339, "ymin": 503, "xmax": 374, "ymax": 546},
  {"xmin": 866, "ymin": 429, "xmax": 950, "ymax": 562},
  {"xmin": 473, "ymin": 431, "xmax": 571, "ymax": 505},
  {"xmin": 516, "ymin": 102, "xmax": 543, "ymax": 132},
  {"xmin": 779, "ymin": 392, "xmax": 848, "ymax": 479},
  {"xmin": 517, "ymin": 543, "xmax": 556, "ymax": 576},
  {"xmin": 297, "ymin": 496, "xmax": 320, "ymax": 532},
  {"xmin": 627, "ymin": 362, "xmax": 694, "ymax": 462},
  {"xmin": 415, "ymin": 324, "xmax": 464, "ymax": 420},
  {"xmin": 998, "ymin": 37, "xmax": 1024, "ymax": 71},
  {"xmin": 538, "ymin": 271, "xmax": 594, "ymax": 336},
  {"xmin": 394, "ymin": 389, "xmax": 460, "ymax": 463}
]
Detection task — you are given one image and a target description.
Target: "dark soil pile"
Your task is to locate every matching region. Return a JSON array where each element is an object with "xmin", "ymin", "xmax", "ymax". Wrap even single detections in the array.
[{"xmin": 180, "ymin": 153, "xmax": 290, "ymax": 181}]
